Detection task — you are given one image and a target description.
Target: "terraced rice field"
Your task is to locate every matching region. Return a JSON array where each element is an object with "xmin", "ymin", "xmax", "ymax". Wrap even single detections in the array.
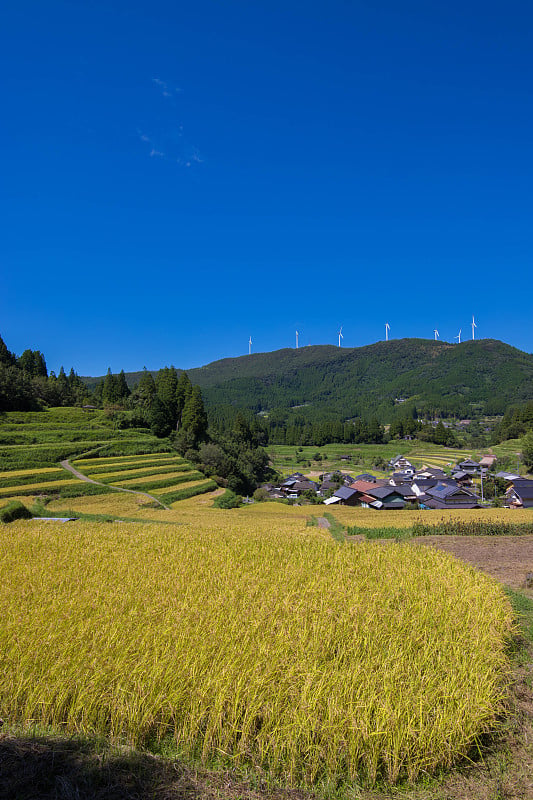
[
  {"xmin": 71, "ymin": 453, "xmax": 217, "ymax": 505},
  {"xmin": 0, "ymin": 466, "xmax": 99, "ymax": 499},
  {"xmin": 0, "ymin": 450, "xmax": 214, "ymax": 509}
]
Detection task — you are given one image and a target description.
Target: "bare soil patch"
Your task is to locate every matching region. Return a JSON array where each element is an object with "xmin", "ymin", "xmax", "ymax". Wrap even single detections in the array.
[{"xmin": 414, "ymin": 534, "xmax": 533, "ymax": 597}]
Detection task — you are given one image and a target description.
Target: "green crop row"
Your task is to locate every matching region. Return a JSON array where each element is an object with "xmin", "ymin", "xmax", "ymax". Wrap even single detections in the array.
[
  {"xmin": 118, "ymin": 472, "xmax": 206, "ymax": 492},
  {"xmin": 158, "ymin": 480, "xmax": 218, "ymax": 504}
]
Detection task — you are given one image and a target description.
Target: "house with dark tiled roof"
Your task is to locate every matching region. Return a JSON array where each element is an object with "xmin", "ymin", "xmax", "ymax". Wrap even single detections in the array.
[
  {"xmin": 424, "ymin": 483, "xmax": 480, "ymax": 509},
  {"xmin": 389, "ymin": 471, "xmax": 414, "ymax": 485},
  {"xmin": 362, "ymin": 485, "xmax": 407, "ymax": 509},
  {"xmin": 457, "ymin": 458, "xmax": 482, "ymax": 475},
  {"xmin": 505, "ymin": 479, "xmax": 533, "ymax": 509},
  {"xmin": 352, "ymin": 473, "xmax": 378, "ymax": 483},
  {"xmin": 450, "ymin": 469, "xmax": 473, "ymax": 486},
  {"xmin": 331, "ymin": 486, "xmax": 359, "ymax": 506}
]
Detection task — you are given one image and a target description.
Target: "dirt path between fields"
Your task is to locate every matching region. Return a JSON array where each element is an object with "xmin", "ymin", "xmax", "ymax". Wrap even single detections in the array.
[{"xmin": 60, "ymin": 460, "xmax": 170, "ymax": 510}]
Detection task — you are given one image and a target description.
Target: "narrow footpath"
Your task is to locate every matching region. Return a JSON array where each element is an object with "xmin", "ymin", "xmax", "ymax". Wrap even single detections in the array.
[{"xmin": 60, "ymin": 460, "xmax": 170, "ymax": 510}]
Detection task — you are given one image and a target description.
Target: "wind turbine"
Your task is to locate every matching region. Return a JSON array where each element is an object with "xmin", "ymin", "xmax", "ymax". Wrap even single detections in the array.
[
  {"xmin": 434, "ymin": 329, "xmax": 439, "ymax": 340},
  {"xmin": 338, "ymin": 326, "xmax": 343, "ymax": 348},
  {"xmin": 248, "ymin": 336, "xmax": 252, "ymax": 355},
  {"xmin": 454, "ymin": 328, "xmax": 462, "ymax": 344},
  {"xmin": 295, "ymin": 330, "xmax": 299, "ymax": 349},
  {"xmin": 385, "ymin": 322, "xmax": 390, "ymax": 342},
  {"xmin": 472, "ymin": 315, "xmax": 477, "ymax": 340}
]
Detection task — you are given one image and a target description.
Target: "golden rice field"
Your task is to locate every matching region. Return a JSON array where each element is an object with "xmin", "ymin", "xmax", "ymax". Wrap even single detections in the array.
[
  {"xmin": 0, "ymin": 466, "xmax": 65, "ymax": 479},
  {"xmin": 0, "ymin": 518, "xmax": 514, "ymax": 785},
  {"xmin": 109, "ymin": 469, "xmax": 194, "ymax": 487},
  {"xmin": 73, "ymin": 452, "xmax": 176, "ymax": 467},
  {"xmin": 0, "ymin": 478, "xmax": 79, "ymax": 496},
  {"xmin": 327, "ymin": 505, "xmax": 533, "ymax": 529}
]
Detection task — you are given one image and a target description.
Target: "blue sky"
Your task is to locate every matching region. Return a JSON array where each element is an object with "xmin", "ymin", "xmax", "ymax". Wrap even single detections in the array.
[{"xmin": 2, "ymin": 1, "xmax": 532, "ymax": 375}]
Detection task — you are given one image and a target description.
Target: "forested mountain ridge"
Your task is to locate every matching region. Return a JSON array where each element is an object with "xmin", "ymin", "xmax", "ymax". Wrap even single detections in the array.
[{"xmin": 84, "ymin": 338, "xmax": 533, "ymax": 423}]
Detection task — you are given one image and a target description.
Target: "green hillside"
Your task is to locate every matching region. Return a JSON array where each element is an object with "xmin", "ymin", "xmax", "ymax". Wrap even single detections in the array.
[{"xmin": 85, "ymin": 338, "xmax": 533, "ymax": 423}]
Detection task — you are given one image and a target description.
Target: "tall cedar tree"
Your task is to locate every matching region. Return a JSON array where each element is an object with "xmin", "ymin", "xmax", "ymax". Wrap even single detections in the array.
[{"xmin": 181, "ymin": 385, "xmax": 208, "ymax": 444}]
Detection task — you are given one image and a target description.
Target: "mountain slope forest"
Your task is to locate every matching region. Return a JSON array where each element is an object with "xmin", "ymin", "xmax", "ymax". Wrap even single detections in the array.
[
  {"xmin": 85, "ymin": 338, "xmax": 533, "ymax": 426},
  {"xmin": 3, "ymin": 333, "xmax": 533, "ymax": 447}
]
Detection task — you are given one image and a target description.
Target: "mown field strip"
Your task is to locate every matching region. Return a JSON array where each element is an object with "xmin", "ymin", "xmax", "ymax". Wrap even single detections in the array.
[{"xmin": 0, "ymin": 522, "xmax": 513, "ymax": 786}]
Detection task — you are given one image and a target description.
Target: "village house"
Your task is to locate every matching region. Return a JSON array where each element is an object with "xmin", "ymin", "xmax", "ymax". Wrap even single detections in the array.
[
  {"xmin": 505, "ymin": 479, "xmax": 533, "ymax": 509},
  {"xmin": 456, "ymin": 458, "xmax": 482, "ymax": 475},
  {"xmin": 422, "ymin": 483, "xmax": 481, "ymax": 509},
  {"xmin": 388, "ymin": 455, "xmax": 415, "ymax": 474},
  {"xmin": 479, "ymin": 455, "xmax": 497, "ymax": 469}
]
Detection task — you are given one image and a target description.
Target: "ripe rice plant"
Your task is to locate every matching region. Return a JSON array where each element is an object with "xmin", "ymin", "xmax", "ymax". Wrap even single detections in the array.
[
  {"xmin": 89, "ymin": 467, "xmax": 192, "ymax": 484},
  {"xmin": 115, "ymin": 472, "xmax": 205, "ymax": 491},
  {"xmin": 0, "ymin": 521, "xmax": 513, "ymax": 786},
  {"xmin": 0, "ymin": 467, "xmax": 65, "ymax": 479},
  {"xmin": 160, "ymin": 479, "xmax": 218, "ymax": 504},
  {"xmin": 79, "ymin": 461, "xmax": 188, "ymax": 478},
  {"xmin": 0, "ymin": 478, "xmax": 80, "ymax": 496},
  {"xmin": 73, "ymin": 453, "xmax": 176, "ymax": 469},
  {"xmin": 0, "ymin": 469, "xmax": 66, "ymax": 488}
]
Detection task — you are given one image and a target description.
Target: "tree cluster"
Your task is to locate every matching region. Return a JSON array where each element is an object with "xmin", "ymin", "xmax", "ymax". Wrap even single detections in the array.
[
  {"xmin": 495, "ymin": 400, "xmax": 533, "ymax": 442},
  {"xmin": 184, "ymin": 412, "xmax": 273, "ymax": 495},
  {"xmin": 0, "ymin": 335, "xmax": 88, "ymax": 411}
]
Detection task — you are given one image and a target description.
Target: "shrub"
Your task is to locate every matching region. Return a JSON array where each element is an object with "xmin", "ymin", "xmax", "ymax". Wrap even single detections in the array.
[
  {"xmin": 0, "ymin": 501, "xmax": 33, "ymax": 523},
  {"xmin": 213, "ymin": 490, "xmax": 242, "ymax": 509},
  {"xmin": 253, "ymin": 487, "xmax": 270, "ymax": 502}
]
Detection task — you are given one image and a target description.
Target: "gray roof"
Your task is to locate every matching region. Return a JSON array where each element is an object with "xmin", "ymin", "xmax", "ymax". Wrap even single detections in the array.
[
  {"xmin": 393, "ymin": 485, "xmax": 418, "ymax": 498},
  {"xmin": 425, "ymin": 499, "xmax": 480, "ymax": 510},
  {"xmin": 334, "ymin": 486, "xmax": 358, "ymax": 501},
  {"xmin": 426, "ymin": 483, "xmax": 479, "ymax": 501},
  {"xmin": 292, "ymin": 480, "xmax": 318, "ymax": 491},
  {"xmin": 353, "ymin": 473, "xmax": 377, "ymax": 482},
  {"xmin": 509, "ymin": 480, "xmax": 533, "ymax": 501},
  {"xmin": 366, "ymin": 486, "xmax": 403, "ymax": 500}
]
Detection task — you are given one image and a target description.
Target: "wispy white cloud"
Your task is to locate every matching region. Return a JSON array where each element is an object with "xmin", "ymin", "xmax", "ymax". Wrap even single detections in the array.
[
  {"xmin": 152, "ymin": 77, "xmax": 182, "ymax": 99},
  {"xmin": 137, "ymin": 80, "xmax": 203, "ymax": 169}
]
